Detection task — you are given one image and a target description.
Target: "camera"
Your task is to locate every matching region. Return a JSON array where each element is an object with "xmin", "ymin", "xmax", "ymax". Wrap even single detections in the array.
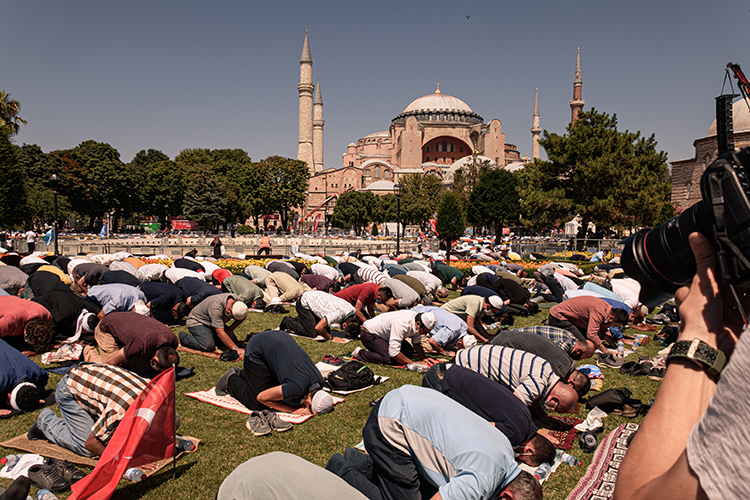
[{"xmin": 621, "ymin": 147, "xmax": 750, "ymax": 306}]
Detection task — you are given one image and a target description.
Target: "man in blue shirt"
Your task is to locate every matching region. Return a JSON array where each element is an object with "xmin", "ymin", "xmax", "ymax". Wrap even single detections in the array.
[
  {"xmin": 326, "ymin": 385, "xmax": 541, "ymax": 500},
  {"xmin": 411, "ymin": 305, "xmax": 475, "ymax": 356}
]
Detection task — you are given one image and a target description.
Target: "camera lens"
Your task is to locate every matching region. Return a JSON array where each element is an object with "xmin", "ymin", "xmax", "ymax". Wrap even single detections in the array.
[{"xmin": 621, "ymin": 203, "xmax": 711, "ymax": 306}]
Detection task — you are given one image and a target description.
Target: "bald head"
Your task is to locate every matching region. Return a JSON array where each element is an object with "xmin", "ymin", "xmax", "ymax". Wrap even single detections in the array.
[
  {"xmin": 545, "ymin": 382, "xmax": 579, "ymax": 414},
  {"xmin": 571, "ymin": 339, "xmax": 596, "ymax": 360}
]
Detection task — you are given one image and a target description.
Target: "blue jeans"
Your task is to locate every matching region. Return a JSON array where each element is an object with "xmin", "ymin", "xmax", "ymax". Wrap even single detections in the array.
[
  {"xmin": 180, "ymin": 324, "xmax": 218, "ymax": 351},
  {"xmin": 37, "ymin": 376, "xmax": 96, "ymax": 457}
]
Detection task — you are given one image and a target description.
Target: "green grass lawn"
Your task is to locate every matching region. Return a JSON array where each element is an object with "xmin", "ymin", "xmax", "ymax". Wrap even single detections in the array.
[{"xmin": 0, "ymin": 299, "xmax": 663, "ymax": 500}]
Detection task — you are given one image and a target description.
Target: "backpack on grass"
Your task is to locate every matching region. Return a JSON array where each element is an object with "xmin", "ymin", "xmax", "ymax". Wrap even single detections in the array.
[{"xmin": 326, "ymin": 360, "xmax": 377, "ymax": 392}]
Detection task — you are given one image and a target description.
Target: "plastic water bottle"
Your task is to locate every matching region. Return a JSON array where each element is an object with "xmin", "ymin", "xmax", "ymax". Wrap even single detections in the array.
[
  {"xmin": 123, "ymin": 467, "xmax": 145, "ymax": 482},
  {"xmin": 632, "ymin": 338, "xmax": 640, "ymax": 353},
  {"xmin": 560, "ymin": 452, "xmax": 581, "ymax": 467},
  {"xmin": 37, "ymin": 490, "xmax": 58, "ymax": 500},
  {"xmin": 407, "ymin": 363, "xmax": 429, "ymax": 373},
  {"xmin": 617, "ymin": 340, "xmax": 624, "ymax": 358},
  {"xmin": 533, "ymin": 463, "xmax": 552, "ymax": 481},
  {"xmin": 1, "ymin": 454, "xmax": 20, "ymax": 469},
  {"xmin": 176, "ymin": 435, "xmax": 196, "ymax": 452}
]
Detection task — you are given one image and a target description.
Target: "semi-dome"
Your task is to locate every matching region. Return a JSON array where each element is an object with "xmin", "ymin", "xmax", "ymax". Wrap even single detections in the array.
[
  {"xmin": 707, "ymin": 99, "xmax": 750, "ymax": 136},
  {"xmin": 392, "ymin": 83, "xmax": 483, "ymax": 126}
]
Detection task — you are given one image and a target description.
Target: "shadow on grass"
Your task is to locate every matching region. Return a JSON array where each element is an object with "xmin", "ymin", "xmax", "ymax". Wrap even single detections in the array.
[{"xmin": 109, "ymin": 461, "xmax": 197, "ymax": 500}]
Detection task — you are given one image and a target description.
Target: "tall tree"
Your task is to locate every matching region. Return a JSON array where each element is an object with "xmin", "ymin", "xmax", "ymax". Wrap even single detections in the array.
[
  {"xmin": 451, "ymin": 152, "xmax": 491, "ymax": 208},
  {"xmin": 517, "ymin": 108, "xmax": 670, "ymax": 233},
  {"xmin": 182, "ymin": 165, "xmax": 227, "ymax": 231},
  {"xmin": 17, "ymin": 145, "xmax": 73, "ymax": 224},
  {"xmin": 0, "ymin": 133, "xmax": 27, "ymax": 227},
  {"xmin": 467, "ymin": 169, "xmax": 520, "ymax": 244},
  {"xmin": 0, "ymin": 91, "xmax": 27, "ymax": 137},
  {"xmin": 435, "ymin": 191, "xmax": 465, "ymax": 265},
  {"xmin": 399, "ymin": 173, "xmax": 443, "ymax": 226},
  {"xmin": 331, "ymin": 191, "xmax": 376, "ymax": 235},
  {"xmin": 256, "ymin": 156, "xmax": 309, "ymax": 231}
]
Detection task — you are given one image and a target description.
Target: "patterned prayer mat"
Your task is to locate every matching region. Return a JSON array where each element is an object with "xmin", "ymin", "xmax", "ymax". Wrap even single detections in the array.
[{"xmin": 566, "ymin": 422, "xmax": 639, "ymax": 500}]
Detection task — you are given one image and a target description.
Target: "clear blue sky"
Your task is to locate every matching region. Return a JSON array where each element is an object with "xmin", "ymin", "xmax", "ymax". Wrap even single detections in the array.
[{"xmin": 5, "ymin": 0, "xmax": 749, "ymax": 168}]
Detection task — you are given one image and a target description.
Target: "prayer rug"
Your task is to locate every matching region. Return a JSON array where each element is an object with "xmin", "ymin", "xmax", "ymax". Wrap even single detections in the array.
[
  {"xmin": 0, "ymin": 434, "xmax": 201, "ymax": 476},
  {"xmin": 543, "ymin": 416, "xmax": 584, "ymax": 451},
  {"xmin": 176, "ymin": 345, "xmax": 235, "ymax": 361},
  {"xmin": 566, "ymin": 422, "xmax": 639, "ymax": 500},
  {"xmin": 184, "ymin": 387, "xmax": 345, "ymax": 423}
]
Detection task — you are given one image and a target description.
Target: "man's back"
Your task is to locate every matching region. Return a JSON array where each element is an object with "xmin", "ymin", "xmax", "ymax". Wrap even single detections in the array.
[{"xmin": 490, "ymin": 330, "xmax": 575, "ymax": 377}]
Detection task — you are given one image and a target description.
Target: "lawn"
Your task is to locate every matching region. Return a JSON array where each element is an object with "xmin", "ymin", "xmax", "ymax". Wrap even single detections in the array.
[{"xmin": 0, "ymin": 297, "xmax": 663, "ymax": 500}]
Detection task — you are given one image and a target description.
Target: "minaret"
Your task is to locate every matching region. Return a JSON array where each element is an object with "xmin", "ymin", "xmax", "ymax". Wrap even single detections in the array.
[
  {"xmin": 297, "ymin": 30, "xmax": 314, "ymax": 170},
  {"xmin": 569, "ymin": 47, "xmax": 584, "ymax": 126},
  {"xmin": 531, "ymin": 87, "xmax": 541, "ymax": 160},
  {"xmin": 313, "ymin": 78, "xmax": 324, "ymax": 173}
]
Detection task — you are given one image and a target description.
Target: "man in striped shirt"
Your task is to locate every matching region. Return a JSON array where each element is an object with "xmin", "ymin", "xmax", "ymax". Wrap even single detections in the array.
[
  {"xmin": 454, "ymin": 345, "xmax": 578, "ymax": 413},
  {"xmin": 31, "ymin": 363, "xmax": 148, "ymax": 457},
  {"xmin": 508, "ymin": 326, "xmax": 596, "ymax": 360}
]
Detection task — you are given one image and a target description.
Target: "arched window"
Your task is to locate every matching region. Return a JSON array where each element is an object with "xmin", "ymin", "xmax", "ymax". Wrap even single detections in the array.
[
  {"xmin": 451, "ymin": 157, "xmax": 455, "ymax": 162},
  {"xmin": 442, "ymin": 140, "xmax": 447, "ymax": 151},
  {"xmin": 365, "ymin": 169, "xmax": 371, "ymax": 177},
  {"xmin": 425, "ymin": 146, "xmax": 430, "ymax": 153},
  {"xmin": 374, "ymin": 166, "xmax": 381, "ymax": 177},
  {"xmin": 443, "ymin": 156, "xmax": 447, "ymax": 163},
  {"xmin": 383, "ymin": 170, "xmax": 391, "ymax": 180},
  {"xmin": 460, "ymin": 146, "xmax": 464, "ymax": 153},
  {"xmin": 425, "ymin": 156, "xmax": 430, "ymax": 162}
]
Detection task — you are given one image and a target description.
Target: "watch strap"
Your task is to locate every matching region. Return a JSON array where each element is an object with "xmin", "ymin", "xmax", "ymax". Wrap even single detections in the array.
[{"xmin": 667, "ymin": 339, "xmax": 726, "ymax": 378}]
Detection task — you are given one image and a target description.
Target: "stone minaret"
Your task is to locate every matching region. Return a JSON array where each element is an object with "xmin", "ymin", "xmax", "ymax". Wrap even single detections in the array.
[
  {"xmin": 297, "ymin": 30, "xmax": 314, "ymax": 169},
  {"xmin": 531, "ymin": 87, "xmax": 541, "ymax": 160},
  {"xmin": 313, "ymin": 78, "xmax": 324, "ymax": 173},
  {"xmin": 569, "ymin": 47, "xmax": 584, "ymax": 126}
]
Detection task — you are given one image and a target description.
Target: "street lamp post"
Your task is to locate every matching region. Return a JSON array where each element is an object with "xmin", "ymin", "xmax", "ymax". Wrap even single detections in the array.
[
  {"xmin": 394, "ymin": 182, "xmax": 402, "ymax": 255},
  {"xmin": 49, "ymin": 174, "xmax": 59, "ymax": 256},
  {"xmin": 164, "ymin": 204, "xmax": 169, "ymax": 232}
]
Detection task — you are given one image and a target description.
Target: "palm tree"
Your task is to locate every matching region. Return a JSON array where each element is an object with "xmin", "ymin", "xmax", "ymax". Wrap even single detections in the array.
[{"xmin": 0, "ymin": 91, "xmax": 27, "ymax": 136}]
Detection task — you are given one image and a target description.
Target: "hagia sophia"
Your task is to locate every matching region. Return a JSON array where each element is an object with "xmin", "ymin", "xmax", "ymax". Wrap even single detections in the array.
[{"xmin": 296, "ymin": 31, "xmax": 585, "ymax": 218}]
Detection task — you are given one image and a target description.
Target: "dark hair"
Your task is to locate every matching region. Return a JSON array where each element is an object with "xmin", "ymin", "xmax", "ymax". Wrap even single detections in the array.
[
  {"xmin": 24, "ymin": 319, "xmax": 54, "ymax": 353},
  {"xmin": 154, "ymin": 346, "xmax": 179, "ymax": 371},
  {"xmin": 86, "ymin": 315, "xmax": 100, "ymax": 331},
  {"xmin": 612, "ymin": 308, "xmax": 629, "ymax": 326},
  {"xmin": 529, "ymin": 435, "xmax": 556, "ymax": 467},
  {"xmin": 252, "ymin": 299, "xmax": 266, "ymax": 310},
  {"xmin": 630, "ymin": 308, "xmax": 645, "ymax": 324},
  {"xmin": 331, "ymin": 282, "xmax": 342, "ymax": 294},
  {"xmin": 572, "ymin": 370, "xmax": 592, "ymax": 397},
  {"xmin": 497, "ymin": 470, "xmax": 542, "ymax": 500},
  {"xmin": 378, "ymin": 287, "xmax": 394, "ymax": 299},
  {"xmin": 343, "ymin": 317, "xmax": 361, "ymax": 339},
  {"xmin": 499, "ymin": 312, "xmax": 515, "ymax": 326},
  {"xmin": 175, "ymin": 302, "xmax": 191, "ymax": 318}
]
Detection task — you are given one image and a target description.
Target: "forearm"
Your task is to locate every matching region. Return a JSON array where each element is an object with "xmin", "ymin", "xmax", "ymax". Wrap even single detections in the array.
[
  {"xmin": 215, "ymin": 328, "xmax": 238, "ymax": 350},
  {"xmin": 315, "ymin": 318, "xmax": 331, "ymax": 340},
  {"xmin": 85, "ymin": 433, "xmax": 106, "ymax": 457},
  {"xmin": 428, "ymin": 338, "xmax": 447, "ymax": 356},
  {"xmin": 392, "ymin": 352, "xmax": 413, "ymax": 365}
]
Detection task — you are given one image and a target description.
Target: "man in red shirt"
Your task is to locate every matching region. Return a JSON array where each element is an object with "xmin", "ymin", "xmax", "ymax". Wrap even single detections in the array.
[
  {"xmin": 549, "ymin": 296, "xmax": 628, "ymax": 355},
  {"xmin": 334, "ymin": 283, "xmax": 381, "ymax": 323},
  {"xmin": 82, "ymin": 311, "xmax": 179, "ymax": 374},
  {"xmin": 0, "ymin": 296, "xmax": 54, "ymax": 353}
]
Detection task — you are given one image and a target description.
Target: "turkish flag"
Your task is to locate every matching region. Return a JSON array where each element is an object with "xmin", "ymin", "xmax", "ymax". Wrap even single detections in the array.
[{"xmin": 69, "ymin": 366, "xmax": 176, "ymax": 500}]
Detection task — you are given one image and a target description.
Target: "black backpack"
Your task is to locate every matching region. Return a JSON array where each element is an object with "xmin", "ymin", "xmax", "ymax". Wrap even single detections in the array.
[{"xmin": 326, "ymin": 360, "xmax": 377, "ymax": 392}]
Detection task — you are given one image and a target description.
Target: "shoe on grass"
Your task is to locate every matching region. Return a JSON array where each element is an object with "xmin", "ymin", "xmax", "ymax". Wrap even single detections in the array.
[
  {"xmin": 45, "ymin": 457, "xmax": 85, "ymax": 484},
  {"xmin": 597, "ymin": 352, "xmax": 623, "ymax": 369},
  {"xmin": 246, "ymin": 412, "xmax": 272, "ymax": 436},
  {"xmin": 262, "ymin": 410, "xmax": 293, "ymax": 432},
  {"xmin": 28, "ymin": 464, "xmax": 70, "ymax": 492}
]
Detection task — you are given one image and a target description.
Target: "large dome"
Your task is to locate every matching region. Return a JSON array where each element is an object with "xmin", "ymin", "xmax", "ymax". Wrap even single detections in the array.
[
  {"xmin": 404, "ymin": 91, "xmax": 474, "ymax": 114},
  {"xmin": 707, "ymin": 99, "xmax": 750, "ymax": 136}
]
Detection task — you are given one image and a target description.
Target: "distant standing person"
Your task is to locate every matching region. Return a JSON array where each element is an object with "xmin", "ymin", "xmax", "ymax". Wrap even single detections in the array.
[
  {"xmin": 258, "ymin": 234, "xmax": 271, "ymax": 255},
  {"xmin": 24, "ymin": 229, "xmax": 38, "ymax": 254},
  {"xmin": 211, "ymin": 234, "xmax": 223, "ymax": 258}
]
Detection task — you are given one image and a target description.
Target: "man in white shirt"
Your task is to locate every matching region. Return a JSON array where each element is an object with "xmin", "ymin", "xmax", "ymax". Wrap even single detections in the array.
[{"xmin": 353, "ymin": 310, "xmax": 438, "ymax": 366}]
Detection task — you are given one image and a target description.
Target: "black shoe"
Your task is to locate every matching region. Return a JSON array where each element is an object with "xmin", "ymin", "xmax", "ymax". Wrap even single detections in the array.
[
  {"xmin": 46, "ymin": 457, "xmax": 86, "ymax": 484},
  {"xmin": 28, "ymin": 463, "xmax": 70, "ymax": 492},
  {"xmin": 27, "ymin": 422, "xmax": 46, "ymax": 441}
]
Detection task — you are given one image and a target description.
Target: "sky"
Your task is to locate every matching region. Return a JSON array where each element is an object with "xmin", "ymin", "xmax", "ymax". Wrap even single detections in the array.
[{"xmin": 4, "ymin": 0, "xmax": 750, "ymax": 169}]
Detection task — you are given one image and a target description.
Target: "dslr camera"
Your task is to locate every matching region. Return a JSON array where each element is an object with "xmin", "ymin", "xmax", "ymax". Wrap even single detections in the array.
[{"xmin": 621, "ymin": 147, "xmax": 750, "ymax": 306}]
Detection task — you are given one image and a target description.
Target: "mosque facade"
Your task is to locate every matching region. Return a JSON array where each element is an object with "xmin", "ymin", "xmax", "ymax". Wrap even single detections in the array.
[
  {"xmin": 670, "ymin": 99, "xmax": 750, "ymax": 210},
  {"xmin": 296, "ymin": 32, "xmax": 584, "ymax": 218}
]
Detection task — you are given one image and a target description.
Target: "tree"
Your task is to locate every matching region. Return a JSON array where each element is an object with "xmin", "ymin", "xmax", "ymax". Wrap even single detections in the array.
[
  {"xmin": 435, "ymin": 191, "xmax": 465, "ymax": 265},
  {"xmin": 0, "ymin": 132, "xmax": 27, "ymax": 227},
  {"xmin": 0, "ymin": 91, "xmax": 27, "ymax": 137},
  {"xmin": 130, "ymin": 149, "xmax": 170, "ymax": 169},
  {"xmin": 182, "ymin": 165, "xmax": 227, "ymax": 230},
  {"xmin": 235, "ymin": 162, "xmax": 269, "ymax": 229},
  {"xmin": 331, "ymin": 191, "xmax": 376, "ymax": 234},
  {"xmin": 518, "ymin": 108, "xmax": 670, "ymax": 233},
  {"xmin": 256, "ymin": 156, "xmax": 309, "ymax": 231},
  {"xmin": 467, "ymin": 169, "xmax": 520, "ymax": 244},
  {"xmin": 400, "ymin": 173, "xmax": 443, "ymax": 225},
  {"xmin": 373, "ymin": 193, "xmax": 397, "ymax": 226},
  {"xmin": 451, "ymin": 152, "xmax": 491, "ymax": 208},
  {"xmin": 136, "ymin": 160, "xmax": 190, "ymax": 224}
]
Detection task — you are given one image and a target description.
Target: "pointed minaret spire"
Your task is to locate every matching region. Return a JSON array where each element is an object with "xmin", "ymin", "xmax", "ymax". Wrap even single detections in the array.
[
  {"xmin": 531, "ymin": 88, "xmax": 541, "ymax": 161},
  {"xmin": 297, "ymin": 30, "xmax": 314, "ymax": 169},
  {"xmin": 570, "ymin": 46, "xmax": 584, "ymax": 126},
  {"xmin": 313, "ymin": 78, "xmax": 325, "ymax": 173},
  {"xmin": 435, "ymin": 80, "xmax": 441, "ymax": 94},
  {"xmin": 301, "ymin": 29, "xmax": 312, "ymax": 63}
]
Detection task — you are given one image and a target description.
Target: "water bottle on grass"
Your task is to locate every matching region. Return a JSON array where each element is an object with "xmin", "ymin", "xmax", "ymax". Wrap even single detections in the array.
[
  {"xmin": 534, "ymin": 463, "xmax": 552, "ymax": 480},
  {"xmin": 0, "ymin": 454, "xmax": 20, "ymax": 469},
  {"xmin": 617, "ymin": 340, "xmax": 624, "ymax": 358},
  {"xmin": 123, "ymin": 468, "xmax": 145, "ymax": 482},
  {"xmin": 37, "ymin": 490, "xmax": 58, "ymax": 500},
  {"xmin": 406, "ymin": 363, "xmax": 429, "ymax": 372}
]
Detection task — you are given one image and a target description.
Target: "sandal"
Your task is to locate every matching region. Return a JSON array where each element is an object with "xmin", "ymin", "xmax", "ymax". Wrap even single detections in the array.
[{"xmin": 612, "ymin": 404, "xmax": 639, "ymax": 418}]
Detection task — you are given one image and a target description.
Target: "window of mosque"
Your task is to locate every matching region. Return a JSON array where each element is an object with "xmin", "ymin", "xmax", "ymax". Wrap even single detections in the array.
[
  {"xmin": 374, "ymin": 166, "xmax": 380, "ymax": 177},
  {"xmin": 425, "ymin": 146, "xmax": 430, "ymax": 153},
  {"xmin": 425, "ymin": 156, "xmax": 430, "ymax": 162},
  {"xmin": 365, "ymin": 169, "xmax": 371, "ymax": 177},
  {"xmin": 451, "ymin": 157, "xmax": 455, "ymax": 162},
  {"xmin": 442, "ymin": 140, "xmax": 447, "ymax": 151},
  {"xmin": 450, "ymin": 143, "xmax": 455, "ymax": 152},
  {"xmin": 459, "ymin": 146, "xmax": 464, "ymax": 153},
  {"xmin": 384, "ymin": 170, "xmax": 391, "ymax": 180},
  {"xmin": 435, "ymin": 143, "xmax": 440, "ymax": 152}
]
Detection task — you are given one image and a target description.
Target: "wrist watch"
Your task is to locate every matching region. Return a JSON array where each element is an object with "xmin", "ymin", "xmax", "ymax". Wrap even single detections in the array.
[{"xmin": 666, "ymin": 339, "xmax": 727, "ymax": 379}]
